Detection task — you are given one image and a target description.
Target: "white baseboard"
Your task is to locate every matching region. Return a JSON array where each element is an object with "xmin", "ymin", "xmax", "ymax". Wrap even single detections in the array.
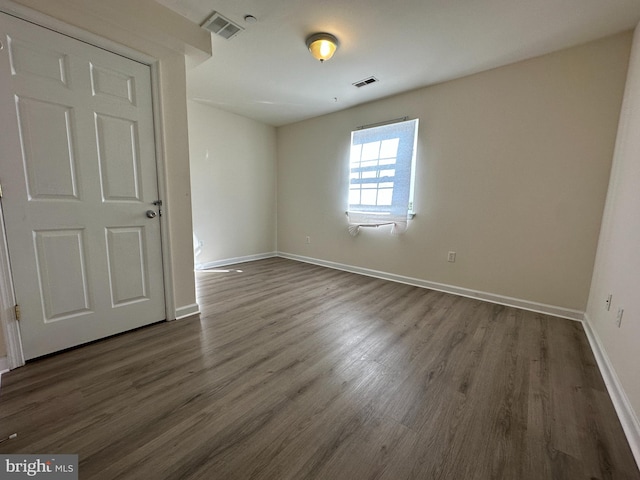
[
  {"xmin": 174, "ymin": 303, "xmax": 200, "ymax": 320},
  {"xmin": 583, "ymin": 314, "xmax": 640, "ymax": 468},
  {"xmin": 196, "ymin": 252, "xmax": 277, "ymax": 270},
  {"xmin": 277, "ymin": 252, "xmax": 584, "ymax": 321}
]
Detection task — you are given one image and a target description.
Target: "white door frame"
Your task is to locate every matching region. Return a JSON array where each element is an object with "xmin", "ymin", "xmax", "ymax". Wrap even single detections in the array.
[{"xmin": 0, "ymin": 2, "xmax": 177, "ymax": 368}]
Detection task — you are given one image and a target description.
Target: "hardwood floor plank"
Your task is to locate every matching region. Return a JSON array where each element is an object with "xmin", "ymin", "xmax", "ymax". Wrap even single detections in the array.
[{"xmin": 1, "ymin": 257, "xmax": 637, "ymax": 479}]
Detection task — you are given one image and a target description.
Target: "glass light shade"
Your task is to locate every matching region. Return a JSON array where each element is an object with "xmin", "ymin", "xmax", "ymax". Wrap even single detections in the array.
[{"xmin": 306, "ymin": 33, "xmax": 339, "ymax": 62}]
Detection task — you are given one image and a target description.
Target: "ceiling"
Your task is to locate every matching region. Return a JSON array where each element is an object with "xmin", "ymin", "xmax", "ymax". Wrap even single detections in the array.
[{"xmin": 155, "ymin": 0, "xmax": 640, "ymax": 127}]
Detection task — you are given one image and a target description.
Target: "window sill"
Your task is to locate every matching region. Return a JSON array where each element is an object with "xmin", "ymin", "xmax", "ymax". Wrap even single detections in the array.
[{"xmin": 345, "ymin": 211, "xmax": 416, "ymax": 220}]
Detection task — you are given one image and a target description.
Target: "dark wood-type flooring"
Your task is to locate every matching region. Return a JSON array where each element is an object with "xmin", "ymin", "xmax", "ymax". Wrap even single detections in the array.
[{"xmin": 0, "ymin": 258, "xmax": 638, "ymax": 479}]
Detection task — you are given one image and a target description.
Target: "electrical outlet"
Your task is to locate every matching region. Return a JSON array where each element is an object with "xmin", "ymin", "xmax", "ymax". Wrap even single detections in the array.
[
  {"xmin": 305, "ymin": 236, "xmax": 311, "ymax": 244},
  {"xmin": 605, "ymin": 293, "xmax": 612, "ymax": 311},
  {"xmin": 616, "ymin": 308, "xmax": 624, "ymax": 328},
  {"xmin": 448, "ymin": 251, "xmax": 456, "ymax": 263}
]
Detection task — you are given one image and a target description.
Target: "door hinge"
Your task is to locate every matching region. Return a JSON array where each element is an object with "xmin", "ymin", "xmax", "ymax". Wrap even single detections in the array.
[
  {"xmin": 14, "ymin": 304, "xmax": 20, "ymax": 321},
  {"xmin": 0, "ymin": 182, "xmax": 3, "ymax": 198}
]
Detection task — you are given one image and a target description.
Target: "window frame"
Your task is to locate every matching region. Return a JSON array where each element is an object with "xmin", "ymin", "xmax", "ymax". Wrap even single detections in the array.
[{"xmin": 347, "ymin": 118, "xmax": 419, "ymax": 222}]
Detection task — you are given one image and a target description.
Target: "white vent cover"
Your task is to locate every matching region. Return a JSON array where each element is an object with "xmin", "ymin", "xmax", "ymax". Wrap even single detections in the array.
[
  {"xmin": 353, "ymin": 76, "xmax": 379, "ymax": 88},
  {"xmin": 201, "ymin": 12, "xmax": 244, "ymax": 40}
]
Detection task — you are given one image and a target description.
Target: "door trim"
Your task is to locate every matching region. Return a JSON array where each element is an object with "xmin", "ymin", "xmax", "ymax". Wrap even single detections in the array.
[
  {"xmin": 149, "ymin": 61, "xmax": 177, "ymax": 322},
  {"xmin": 0, "ymin": 203, "xmax": 24, "ymax": 369},
  {"xmin": 0, "ymin": 4, "xmax": 176, "ymax": 367}
]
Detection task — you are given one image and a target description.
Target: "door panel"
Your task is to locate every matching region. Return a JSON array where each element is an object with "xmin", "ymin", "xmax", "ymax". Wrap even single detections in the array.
[
  {"xmin": 105, "ymin": 227, "xmax": 149, "ymax": 306},
  {"xmin": 95, "ymin": 113, "xmax": 142, "ymax": 201},
  {"xmin": 16, "ymin": 97, "xmax": 80, "ymax": 200},
  {"xmin": 90, "ymin": 63, "xmax": 136, "ymax": 105},
  {"xmin": 0, "ymin": 13, "xmax": 165, "ymax": 359},
  {"xmin": 8, "ymin": 37, "xmax": 70, "ymax": 86},
  {"xmin": 34, "ymin": 229, "xmax": 91, "ymax": 321}
]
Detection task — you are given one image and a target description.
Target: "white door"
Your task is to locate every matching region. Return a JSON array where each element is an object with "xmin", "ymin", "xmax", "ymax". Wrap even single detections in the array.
[{"xmin": 0, "ymin": 13, "xmax": 166, "ymax": 360}]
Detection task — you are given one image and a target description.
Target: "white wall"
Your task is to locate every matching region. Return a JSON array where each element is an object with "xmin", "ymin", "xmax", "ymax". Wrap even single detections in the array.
[
  {"xmin": 277, "ymin": 32, "xmax": 632, "ymax": 312},
  {"xmin": 188, "ymin": 101, "xmax": 277, "ymax": 266},
  {"xmin": 586, "ymin": 24, "xmax": 640, "ymax": 456}
]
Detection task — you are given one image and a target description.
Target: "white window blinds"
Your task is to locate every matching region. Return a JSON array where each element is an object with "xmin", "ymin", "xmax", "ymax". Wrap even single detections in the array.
[{"xmin": 347, "ymin": 118, "xmax": 419, "ymax": 235}]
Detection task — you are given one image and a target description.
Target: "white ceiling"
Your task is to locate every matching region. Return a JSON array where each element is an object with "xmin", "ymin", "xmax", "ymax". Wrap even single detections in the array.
[{"xmin": 155, "ymin": 0, "xmax": 640, "ymax": 126}]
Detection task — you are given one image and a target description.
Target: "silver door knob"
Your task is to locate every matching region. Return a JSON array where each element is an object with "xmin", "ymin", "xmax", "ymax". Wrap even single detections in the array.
[{"xmin": 146, "ymin": 210, "xmax": 157, "ymax": 218}]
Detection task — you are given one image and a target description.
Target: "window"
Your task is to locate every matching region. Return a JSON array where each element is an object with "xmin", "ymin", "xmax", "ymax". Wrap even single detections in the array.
[{"xmin": 347, "ymin": 118, "xmax": 419, "ymax": 234}]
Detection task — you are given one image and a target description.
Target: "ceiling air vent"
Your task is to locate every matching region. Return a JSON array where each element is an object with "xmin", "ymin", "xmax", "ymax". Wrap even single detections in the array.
[
  {"xmin": 201, "ymin": 12, "xmax": 244, "ymax": 40},
  {"xmin": 353, "ymin": 76, "xmax": 378, "ymax": 88}
]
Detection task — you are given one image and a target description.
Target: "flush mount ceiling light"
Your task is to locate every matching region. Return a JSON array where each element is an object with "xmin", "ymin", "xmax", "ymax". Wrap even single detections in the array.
[{"xmin": 305, "ymin": 33, "xmax": 339, "ymax": 62}]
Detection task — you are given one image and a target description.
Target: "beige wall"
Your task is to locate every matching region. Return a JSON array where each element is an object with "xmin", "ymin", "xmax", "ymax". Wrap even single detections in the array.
[
  {"xmin": 277, "ymin": 32, "xmax": 631, "ymax": 311},
  {"xmin": 188, "ymin": 101, "xmax": 277, "ymax": 265},
  {"xmin": 159, "ymin": 54, "xmax": 198, "ymax": 310},
  {"xmin": 586, "ymin": 25, "xmax": 640, "ymax": 441},
  {"xmin": 0, "ymin": 0, "xmax": 209, "ymax": 317}
]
